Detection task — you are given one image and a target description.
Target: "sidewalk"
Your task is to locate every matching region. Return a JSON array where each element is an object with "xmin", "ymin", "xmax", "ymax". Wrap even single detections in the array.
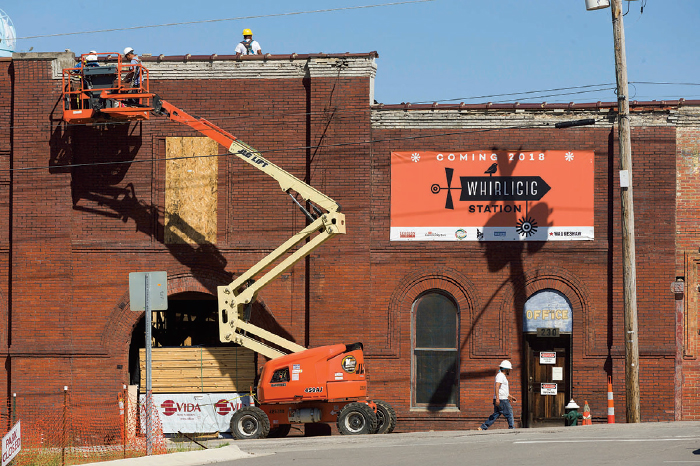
[{"xmin": 83, "ymin": 443, "xmax": 254, "ymax": 466}]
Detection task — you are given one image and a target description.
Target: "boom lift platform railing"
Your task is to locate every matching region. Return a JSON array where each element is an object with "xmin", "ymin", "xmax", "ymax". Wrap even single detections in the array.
[{"xmin": 62, "ymin": 52, "xmax": 153, "ymax": 124}]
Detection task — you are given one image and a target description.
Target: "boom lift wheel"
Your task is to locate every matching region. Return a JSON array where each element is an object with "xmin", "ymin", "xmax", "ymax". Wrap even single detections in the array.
[
  {"xmin": 230, "ymin": 406, "xmax": 270, "ymax": 440},
  {"xmin": 372, "ymin": 400, "xmax": 397, "ymax": 434},
  {"xmin": 337, "ymin": 402, "xmax": 377, "ymax": 435}
]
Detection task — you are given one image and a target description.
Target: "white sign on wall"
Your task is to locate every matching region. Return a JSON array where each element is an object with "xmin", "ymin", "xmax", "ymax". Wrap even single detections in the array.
[
  {"xmin": 541, "ymin": 383, "xmax": 558, "ymax": 396},
  {"xmin": 540, "ymin": 352, "xmax": 556, "ymax": 364},
  {"xmin": 552, "ymin": 367, "xmax": 563, "ymax": 381},
  {"xmin": 2, "ymin": 421, "xmax": 20, "ymax": 466},
  {"xmin": 141, "ymin": 393, "xmax": 253, "ymax": 433}
]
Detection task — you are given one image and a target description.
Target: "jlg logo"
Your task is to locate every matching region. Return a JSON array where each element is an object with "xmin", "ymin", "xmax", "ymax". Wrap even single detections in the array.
[{"xmin": 237, "ymin": 149, "xmax": 269, "ymax": 168}]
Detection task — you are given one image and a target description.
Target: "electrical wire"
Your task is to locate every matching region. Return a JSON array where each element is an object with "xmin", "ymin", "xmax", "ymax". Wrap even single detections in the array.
[
  {"xmin": 407, "ymin": 84, "xmax": 617, "ymax": 105},
  {"xmin": 630, "ymin": 81, "xmax": 700, "ymax": 87},
  {"xmin": 4, "ymin": 79, "xmax": 694, "ymax": 132},
  {"xmin": 8, "ymin": 121, "xmax": 556, "ymax": 173},
  {"xmin": 16, "ymin": 0, "xmax": 436, "ymax": 40},
  {"xmin": 4, "ymin": 83, "xmax": 636, "ymax": 132}
]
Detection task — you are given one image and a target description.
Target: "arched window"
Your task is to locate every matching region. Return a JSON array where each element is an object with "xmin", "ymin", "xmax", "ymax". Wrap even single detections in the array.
[{"xmin": 412, "ymin": 291, "xmax": 459, "ymax": 408}]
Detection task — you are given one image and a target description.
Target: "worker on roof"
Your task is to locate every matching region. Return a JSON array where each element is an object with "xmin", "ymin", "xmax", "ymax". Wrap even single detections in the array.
[
  {"xmin": 235, "ymin": 28, "xmax": 262, "ymax": 55},
  {"xmin": 122, "ymin": 47, "xmax": 142, "ymax": 88}
]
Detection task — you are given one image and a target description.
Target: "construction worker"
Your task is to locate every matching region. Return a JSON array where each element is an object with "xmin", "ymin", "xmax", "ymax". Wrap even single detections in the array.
[
  {"xmin": 478, "ymin": 360, "xmax": 516, "ymax": 430},
  {"xmin": 235, "ymin": 28, "xmax": 262, "ymax": 55},
  {"xmin": 122, "ymin": 47, "xmax": 142, "ymax": 88},
  {"xmin": 83, "ymin": 50, "xmax": 99, "ymax": 67}
]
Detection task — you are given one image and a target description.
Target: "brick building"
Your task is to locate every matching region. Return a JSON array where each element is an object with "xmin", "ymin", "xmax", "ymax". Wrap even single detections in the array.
[{"xmin": 0, "ymin": 51, "xmax": 698, "ymax": 431}]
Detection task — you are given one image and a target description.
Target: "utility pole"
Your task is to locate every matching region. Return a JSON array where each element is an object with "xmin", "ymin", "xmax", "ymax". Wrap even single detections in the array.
[{"xmin": 610, "ymin": 0, "xmax": 640, "ymax": 423}]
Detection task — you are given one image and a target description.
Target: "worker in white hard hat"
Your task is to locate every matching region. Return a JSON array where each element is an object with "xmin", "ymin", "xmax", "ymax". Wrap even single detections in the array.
[
  {"xmin": 122, "ymin": 47, "xmax": 142, "ymax": 88},
  {"xmin": 234, "ymin": 28, "xmax": 262, "ymax": 55},
  {"xmin": 83, "ymin": 50, "xmax": 99, "ymax": 67},
  {"xmin": 478, "ymin": 360, "xmax": 516, "ymax": 430}
]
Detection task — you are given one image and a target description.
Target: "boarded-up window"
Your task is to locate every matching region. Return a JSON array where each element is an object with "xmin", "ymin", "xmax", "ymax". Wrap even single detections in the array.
[{"xmin": 165, "ymin": 137, "xmax": 218, "ymax": 244}]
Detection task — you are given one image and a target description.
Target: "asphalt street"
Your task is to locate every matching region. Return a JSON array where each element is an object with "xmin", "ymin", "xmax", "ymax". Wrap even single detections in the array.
[
  {"xmin": 88, "ymin": 421, "xmax": 700, "ymax": 466},
  {"xmin": 230, "ymin": 422, "xmax": 700, "ymax": 466}
]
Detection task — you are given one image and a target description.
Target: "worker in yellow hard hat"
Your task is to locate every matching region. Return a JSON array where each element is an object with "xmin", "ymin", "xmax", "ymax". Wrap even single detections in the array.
[{"xmin": 235, "ymin": 28, "xmax": 262, "ymax": 55}]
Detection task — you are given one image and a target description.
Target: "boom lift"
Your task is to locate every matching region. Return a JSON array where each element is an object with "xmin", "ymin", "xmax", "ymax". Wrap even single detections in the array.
[{"xmin": 62, "ymin": 54, "xmax": 397, "ymax": 439}]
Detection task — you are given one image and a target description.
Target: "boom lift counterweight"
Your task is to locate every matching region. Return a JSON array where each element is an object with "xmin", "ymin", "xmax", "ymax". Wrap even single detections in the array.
[{"xmin": 62, "ymin": 56, "xmax": 396, "ymax": 439}]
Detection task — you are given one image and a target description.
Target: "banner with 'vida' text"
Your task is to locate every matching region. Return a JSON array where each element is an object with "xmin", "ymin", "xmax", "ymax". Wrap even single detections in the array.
[
  {"xmin": 391, "ymin": 151, "xmax": 594, "ymax": 241},
  {"xmin": 141, "ymin": 393, "xmax": 253, "ymax": 433}
]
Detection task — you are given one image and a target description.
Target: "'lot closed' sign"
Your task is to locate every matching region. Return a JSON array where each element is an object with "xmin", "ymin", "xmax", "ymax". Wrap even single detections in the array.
[{"xmin": 2, "ymin": 421, "xmax": 20, "ymax": 466}]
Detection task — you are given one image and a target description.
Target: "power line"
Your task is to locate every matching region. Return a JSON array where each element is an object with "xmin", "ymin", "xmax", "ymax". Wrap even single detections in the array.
[
  {"xmin": 410, "ymin": 83, "xmax": 617, "ymax": 104},
  {"xmin": 9, "ymin": 121, "xmax": 555, "ymax": 173},
  {"xmin": 16, "ymin": 0, "xmax": 436, "ymax": 40},
  {"xmin": 5, "ymin": 83, "xmax": 639, "ymax": 132},
  {"xmin": 630, "ymin": 81, "xmax": 700, "ymax": 87}
]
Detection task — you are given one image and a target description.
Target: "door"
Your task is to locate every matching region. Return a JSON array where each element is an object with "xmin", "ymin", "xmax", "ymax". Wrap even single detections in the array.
[{"xmin": 525, "ymin": 334, "xmax": 570, "ymax": 427}]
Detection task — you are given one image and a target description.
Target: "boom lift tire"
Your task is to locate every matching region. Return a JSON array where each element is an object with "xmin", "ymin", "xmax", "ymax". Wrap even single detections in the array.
[
  {"xmin": 372, "ymin": 400, "xmax": 397, "ymax": 434},
  {"xmin": 337, "ymin": 402, "xmax": 377, "ymax": 435},
  {"xmin": 267, "ymin": 423, "xmax": 292, "ymax": 438},
  {"xmin": 230, "ymin": 406, "xmax": 271, "ymax": 440}
]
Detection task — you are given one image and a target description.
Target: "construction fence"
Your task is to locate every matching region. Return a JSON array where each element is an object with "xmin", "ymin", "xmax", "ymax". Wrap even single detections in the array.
[{"xmin": 0, "ymin": 387, "xmax": 168, "ymax": 466}]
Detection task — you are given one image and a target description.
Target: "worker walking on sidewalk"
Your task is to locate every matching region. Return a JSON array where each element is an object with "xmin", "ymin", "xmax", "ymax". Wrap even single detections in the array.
[{"xmin": 478, "ymin": 360, "xmax": 516, "ymax": 430}]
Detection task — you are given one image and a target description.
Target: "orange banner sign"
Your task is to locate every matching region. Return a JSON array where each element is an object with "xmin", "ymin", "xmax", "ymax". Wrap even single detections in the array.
[{"xmin": 391, "ymin": 151, "xmax": 594, "ymax": 241}]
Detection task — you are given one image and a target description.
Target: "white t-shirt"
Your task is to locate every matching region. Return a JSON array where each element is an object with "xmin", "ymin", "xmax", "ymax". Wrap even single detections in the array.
[
  {"xmin": 235, "ymin": 39, "xmax": 261, "ymax": 55},
  {"xmin": 494, "ymin": 371, "xmax": 509, "ymax": 400}
]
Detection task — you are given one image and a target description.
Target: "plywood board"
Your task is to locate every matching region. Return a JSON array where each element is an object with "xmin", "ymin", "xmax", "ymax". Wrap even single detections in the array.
[
  {"xmin": 165, "ymin": 137, "xmax": 218, "ymax": 245},
  {"xmin": 140, "ymin": 347, "xmax": 255, "ymax": 393}
]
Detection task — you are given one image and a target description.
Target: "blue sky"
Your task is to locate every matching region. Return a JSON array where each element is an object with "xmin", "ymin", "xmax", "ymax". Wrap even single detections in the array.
[{"xmin": 5, "ymin": 0, "xmax": 700, "ymax": 104}]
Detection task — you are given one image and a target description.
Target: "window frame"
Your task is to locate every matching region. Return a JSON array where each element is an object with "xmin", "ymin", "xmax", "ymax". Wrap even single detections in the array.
[{"xmin": 410, "ymin": 290, "xmax": 460, "ymax": 410}]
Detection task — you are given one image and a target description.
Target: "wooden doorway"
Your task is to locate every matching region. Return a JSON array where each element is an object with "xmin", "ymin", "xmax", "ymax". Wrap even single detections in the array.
[{"xmin": 524, "ymin": 334, "xmax": 571, "ymax": 427}]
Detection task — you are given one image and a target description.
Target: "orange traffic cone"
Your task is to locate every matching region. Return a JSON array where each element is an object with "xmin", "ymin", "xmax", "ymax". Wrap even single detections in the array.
[
  {"xmin": 582, "ymin": 400, "xmax": 592, "ymax": 425},
  {"xmin": 607, "ymin": 376, "xmax": 615, "ymax": 424}
]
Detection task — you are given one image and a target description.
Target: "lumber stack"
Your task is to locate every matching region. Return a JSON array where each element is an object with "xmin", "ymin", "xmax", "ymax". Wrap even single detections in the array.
[{"xmin": 139, "ymin": 346, "xmax": 255, "ymax": 393}]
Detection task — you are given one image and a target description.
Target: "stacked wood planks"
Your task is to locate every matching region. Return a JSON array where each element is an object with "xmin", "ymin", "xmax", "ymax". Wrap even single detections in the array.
[{"xmin": 139, "ymin": 347, "xmax": 255, "ymax": 393}]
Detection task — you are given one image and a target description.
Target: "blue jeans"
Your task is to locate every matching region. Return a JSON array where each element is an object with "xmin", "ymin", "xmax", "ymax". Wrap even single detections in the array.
[{"xmin": 480, "ymin": 399, "xmax": 514, "ymax": 430}]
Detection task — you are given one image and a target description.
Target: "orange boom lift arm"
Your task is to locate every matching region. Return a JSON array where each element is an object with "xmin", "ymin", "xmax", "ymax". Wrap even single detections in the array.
[
  {"xmin": 61, "ymin": 57, "xmax": 396, "ymax": 438},
  {"xmin": 151, "ymin": 96, "xmax": 346, "ymax": 359}
]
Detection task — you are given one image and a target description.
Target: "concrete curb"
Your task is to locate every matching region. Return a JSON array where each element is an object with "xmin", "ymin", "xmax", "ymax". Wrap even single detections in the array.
[{"xmin": 83, "ymin": 445, "xmax": 254, "ymax": 466}]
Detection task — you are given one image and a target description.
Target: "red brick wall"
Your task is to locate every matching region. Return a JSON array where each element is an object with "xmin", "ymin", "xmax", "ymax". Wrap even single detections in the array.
[
  {"xmin": 367, "ymin": 125, "xmax": 677, "ymax": 427},
  {"xmin": 4, "ymin": 54, "xmax": 682, "ymax": 432},
  {"xmin": 6, "ymin": 57, "xmax": 376, "ymax": 416},
  {"xmin": 676, "ymin": 127, "xmax": 700, "ymax": 420},
  {"xmin": 0, "ymin": 58, "xmax": 11, "ymax": 414}
]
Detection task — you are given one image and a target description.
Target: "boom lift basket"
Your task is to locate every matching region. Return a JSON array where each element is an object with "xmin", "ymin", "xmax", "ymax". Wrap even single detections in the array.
[{"xmin": 61, "ymin": 52, "xmax": 153, "ymax": 124}]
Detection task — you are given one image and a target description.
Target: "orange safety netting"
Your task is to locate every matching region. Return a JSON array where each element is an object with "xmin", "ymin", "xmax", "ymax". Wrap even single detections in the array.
[{"xmin": 0, "ymin": 390, "xmax": 167, "ymax": 466}]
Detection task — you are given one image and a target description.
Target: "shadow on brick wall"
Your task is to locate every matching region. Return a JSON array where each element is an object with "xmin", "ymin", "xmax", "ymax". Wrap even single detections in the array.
[{"xmin": 50, "ymin": 122, "xmax": 294, "ymax": 343}]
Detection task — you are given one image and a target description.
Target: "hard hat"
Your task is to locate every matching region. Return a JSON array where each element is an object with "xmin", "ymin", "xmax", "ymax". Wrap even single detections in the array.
[
  {"xmin": 565, "ymin": 399, "xmax": 580, "ymax": 409},
  {"xmin": 123, "ymin": 47, "xmax": 134, "ymax": 55},
  {"xmin": 242, "ymin": 28, "xmax": 253, "ymax": 36},
  {"xmin": 499, "ymin": 360, "xmax": 512, "ymax": 370},
  {"xmin": 89, "ymin": 50, "xmax": 97, "ymax": 54}
]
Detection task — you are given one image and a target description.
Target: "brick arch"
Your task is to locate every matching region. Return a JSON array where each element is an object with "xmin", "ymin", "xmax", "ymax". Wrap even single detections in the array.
[
  {"xmin": 378, "ymin": 267, "xmax": 479, "ymax": 358},
  {"xmin": 500, "ymin": 266, "xmax": 593, "ymax": 346},
  {"xmin": 100, "ymin": 270, "xmax": 236, "ymax": 354}
]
